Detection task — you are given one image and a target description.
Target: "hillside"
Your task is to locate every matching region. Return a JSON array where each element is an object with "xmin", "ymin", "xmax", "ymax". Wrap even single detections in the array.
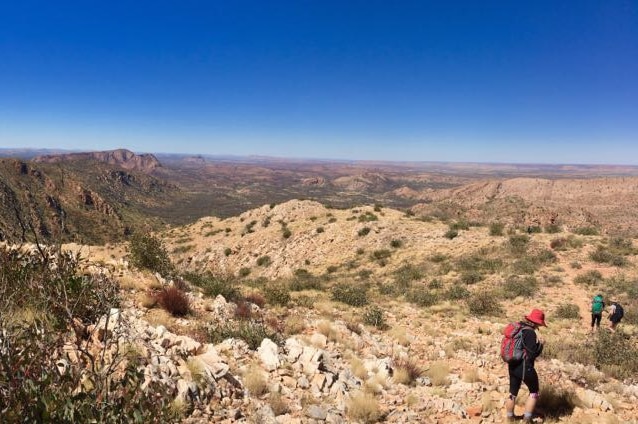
[
  {"xmin": 409, "ymin": 177, "xmax": 638, "ymax": 237},
  {"xmin": 0, "ymin": 157, "xmax": 178, "ymax": 244},
  {"xmin": 3, "ymin": 199, "xmax": 638, "ymax": 423}
]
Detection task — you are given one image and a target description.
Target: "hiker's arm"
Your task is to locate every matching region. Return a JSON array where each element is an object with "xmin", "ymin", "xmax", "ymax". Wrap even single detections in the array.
[{"xmin": 522, "ymin": 329, "xmax": 542, "ymax": 359}]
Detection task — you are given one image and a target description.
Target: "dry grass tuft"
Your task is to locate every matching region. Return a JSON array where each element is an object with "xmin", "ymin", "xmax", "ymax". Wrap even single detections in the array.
[
  {"xmin": 284, "ymin": 316, "xmax": 306, "ymax": 336},
  {"xmin": 350, "ymin": 357, "xmax": 369, "ymax": 381},
  {"xmin": 462, "ymin": 368, "xmax": 481, "ymax": 383},
  {"xmin": 268, "ymin": 393, "xmax": 290, "ymax": 416},
  {"xmin": 393, "ymin": 357, "xmax": 423, "ymax": 386},
  {"xmin": 243, "ymin": 366, "xmax": 268, "ymax": 396},
  {"xmin": 317, "ymin": 320, "xmax": 339, "ymax": 342},
  {"xmin": 425, "ymin": 361, "xmax": 450, "ymax": 386},
  {"xmin": 346, "ymin": 391, "xmax": 382, "ymax": 424}
]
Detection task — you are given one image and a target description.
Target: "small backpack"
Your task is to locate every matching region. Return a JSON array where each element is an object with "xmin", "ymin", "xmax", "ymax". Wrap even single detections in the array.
[
  {"xmin": 500, "ymin": 322, "xmax": 526, "ymax": 363},
  {"xmin": 615, "ymin": 303, "xmax": 624, "ymax": 318},
  {"xmin": 592, "ymin": 295, "xmax": 604, "ymax": 314}
]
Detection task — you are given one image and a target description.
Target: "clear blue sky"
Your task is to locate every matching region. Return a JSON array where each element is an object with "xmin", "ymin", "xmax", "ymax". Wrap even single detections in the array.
[{"xmin": 1, "ymin": 1, "xmax": 637, "ymax": 164}]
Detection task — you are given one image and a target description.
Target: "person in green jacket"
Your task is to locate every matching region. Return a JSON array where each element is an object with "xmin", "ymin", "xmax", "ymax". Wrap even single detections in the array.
[{"xmin": 591, "ymin": 294, "xmax": 605, "ymax": 333}]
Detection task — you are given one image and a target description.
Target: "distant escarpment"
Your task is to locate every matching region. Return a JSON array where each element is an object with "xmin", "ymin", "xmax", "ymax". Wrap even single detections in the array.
[
  {"xmin": 0, "ymin": 158, "xmax": 178, "ymax": 244},
  {"xmin": 410, "ymin": 177, "xmax": 638, "ymax": 236},
  {"xmin": 33, "ymin": 148, "xmax": 161, "ymax": 173}
]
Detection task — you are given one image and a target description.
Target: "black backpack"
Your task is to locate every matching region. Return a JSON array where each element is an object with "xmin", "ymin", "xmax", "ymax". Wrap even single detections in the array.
[{"xmin": 615, "ymin": 303, "xmax": 624, "ymax": 318}]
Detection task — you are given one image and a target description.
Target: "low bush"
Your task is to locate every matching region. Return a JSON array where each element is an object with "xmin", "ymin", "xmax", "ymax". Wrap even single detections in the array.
[
  {"xmin": 256, "ymin": 255, "xmax": 272, "ymax": 267},
  {"xmin": 393, "ymin": 357, "xmax": 423, "ymax": 385},
  {"xmin": 363, "ymin": 306, "xmax": 387, "ymax": 329},
  {"xmin": 467, "ymin": 291, "xmax": 502, "ymax": 316},
  {"xmin": 332, "ymin": 285, "xmax": 368, "ymax": 306},
  {"xmin": 444, "ymin": 229, "xmax": 458, "ymax": 239},
  {"xmin": 393, "ymin": 263, "xmax": 424, "ymax": 288},
  {"xmin": 239, "ymin": 267, "xmax": 251, "ymax": 277},
  {"xmin": 390, "ymin": 239, "xmax": 403, "ymax": 248},
  {"xmin": 573, "ymin": 270, "xmax": 603, "ymax": 286},
  {"xmin": 444, "ymin": 284, "xmax": 470, "ymax": 300},
  {"xmin": 264, "ymin": 285, "xmax": 291, "ymax": 306},
  {"xmin": 371, "ymin": 249, "xmax": 391, "ymax": 261},
  {"xmin": 129, "ymin": 233, "xmax": 174, "ymax": 277},
  {"xmin": 207, "ymin": 321, "xmax": 282, "ymax": 350},
  {"xmin": 358, "ymin": 227, "xmax": 371, "ymax": 236},
  {"xmin": 460, "ymin": 271, "xmax": 483, "ymax": 285},
  {"xmin": 244, "ymin": 292, "xmax": 266, "ymax": 308},
  {"xmin": 184, "ymin": 272, "xmax": 241, "ymax": 302},
  {"xmin": 489, "ymin": 222, "xmax": 504, "ymax": 236},
  {"xmin": 501, "ymin": 275, "xmax": 538, "ymax": 299},
  {"xmin": 156, "ymin": 286, "xmax": 190, "ymax": 316},
  {"xmin": 590, "ymin": 246, "xmax": 628, "ymax": 267},
  {"xmin": 573, "ymin": 226, "xmax": 598, "ymax": 236},
  {"xmin": 544, "ymin": 223, "xmax": 562, "ymax": 234},
  {"xmin": 409, "ymin": 288, "xmax": 438, "ymax": 307},
  {"xmin": 508, "ymin": 234, "xmax": 530, "ymax": 255},
  {"xmin": 554, "ymin": 303, "xmax": 580, "ymax": 319},
  {"xmin": 0, "ymin": 246, "xmax": 174, "ymax": 422},
  {"xmin": 593, "ymin": 330, "xmax": 638, "ymax": 381}
]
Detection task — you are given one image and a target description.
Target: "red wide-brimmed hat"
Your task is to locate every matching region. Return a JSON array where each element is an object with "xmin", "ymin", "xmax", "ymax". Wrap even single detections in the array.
[{"xmin": 525, "ymin": 309, "xmax": 547, "ymax": 327}]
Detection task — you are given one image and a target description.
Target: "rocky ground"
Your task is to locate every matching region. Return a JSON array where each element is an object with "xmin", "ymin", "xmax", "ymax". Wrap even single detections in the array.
[{"xmin": 61, "ymin": 200, "xmax": 638, "ymax": 423}]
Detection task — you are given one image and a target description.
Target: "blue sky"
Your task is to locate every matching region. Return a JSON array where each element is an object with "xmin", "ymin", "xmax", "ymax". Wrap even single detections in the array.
[{"xmin": 1, "ymin": 1, "xmax": 637, "ymax": 164}]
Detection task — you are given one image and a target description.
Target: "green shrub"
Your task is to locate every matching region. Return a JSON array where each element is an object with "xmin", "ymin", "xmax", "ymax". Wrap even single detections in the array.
[
  {"xmin": 535, "ymin": 249, "xmax": 557, "ymax": 264},
  {"xmin": 0, "ymin": 246, "xmax": 174, "ymax": 423},
  {"xmin": 593, "ymin": 330, "xmax": 638, "ymax": 380},
  {"xmin": 224, "ymin": 247, "xmax": 232, "ymax": 256},
  {"xmin": 256, "ymin": 255, "xmax": 272, "ymax": 267},
  {"xmin": 207, "ymin": 321, "xmax": 282, "ymax": 350},
  {"xmin": 282, "ymin": 229, "xmax": 292, "ymax": 239},
  {"xmin": 239, "ymin": 267, "xmax": 251, "ymax": 277},
  {"xmin": 573, "ymin": 270, "xmax": 603, "ymax": 286},
  {"xmin": 184, "ymin": 272, "xmax": 241, "ymax": 301},
  {"xmin": 554, "ymin": 303, "xmax": 580, "ymax": 319},
  {"xmin": 409, "ymin": 288, "xmax": 438, "ymax": 307},
  {"xmin": 444, "ymin": 229, "xmax": 458, "ymax": 239},
  {"xmin": 358, "ymin": 212, "xmax": 379, "ymax": 222},
  {"xmin": 467, "ymin": 291, "xmax": 502, "ymax": 316},
  {"xmin": 331, "ymin": 285, "xmax": 368, "ymax": 306},
  {"xmin": 428, "ymin": 279, "xmax": 443, "ymax": 289},
  {"xmin": 510, "ymin": 258, "xmax": 538, "ymax": 275},
  {"xmin": 172, "ymin": 244, "xmax": 194, "ymax": 254},
  {"xmin": 527, "ymin": 225, "xmax": 542, "ymax": 234},
  {"xmin": 460, "ymin": 271, "xmax": 483, "ymax": 285},
  {"xmin": 449, "ymin": 220, "xmax": 469, "ymax": 231},
  {"xmin": 393, "ymin": 264, "xmax": 424, "ymax": 288},
  {"xmin": 508, "ymin": 234, "xmax": 530, "ymax": 255},
  {"xmin": 390, "ymin": 239, "xmax": 403, "ymax": 248},
  {"xmin": 456, "ymin": 255, "xmax": 503, "ymax": 274},
  {"xmin": 444, "ymin": 284, "xmax": 470, "ymax": 300},
  {"xmin": 489, "ymin": 222, "xmax": 505, "ymax": 236},
  {"xmin": 371, "ymin": 249, "xmax": 391, "ymax": 261},
  {"xmin": 501, "ymin": 276, "xmax": 538, "ymax": 299},
  {"xmin": 544, "ymin": 223, "xmax": 562, "ymax": 234},
  {"xmin": 129, "ymin": 233, "xmax": 174, "ymax": 277},
  {"xmin": 264, "ymin": 285, "xmax": 291, "ymax": 306},
  {"xmin": 573, "ymin": 226, "xmax": 598, "ymax": 236},
  {"xmin": 326, "ymin": 265, "xmax": 339, "ymax": 274},
  {"xmin": 590, "ymin": 246, "xmax": 628, "ymax": 267},
  {"xmin": 358, "ymin": 227, "xmax": 371, "ymax": 237},
  {"xmin": 362, "ymin": 306, "xmax": 387, "ymax": 329},
  {"xmin": 316, "ymin": 226, "xmax": 324, "ymax": 233}
]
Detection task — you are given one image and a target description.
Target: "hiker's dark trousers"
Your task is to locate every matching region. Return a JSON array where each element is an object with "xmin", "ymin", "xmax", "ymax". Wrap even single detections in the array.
[
  {"xmin": 591, "ymin": 313, "xmax": 602, "ymax": 328},
  {"xmin": 508, "ymin": 360, "xmax": 539, "ymax": 396}
]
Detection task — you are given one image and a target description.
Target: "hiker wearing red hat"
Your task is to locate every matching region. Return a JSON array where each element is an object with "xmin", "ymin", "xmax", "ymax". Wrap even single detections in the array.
[{"xmin": 505, "ymin": 309, "xmax": 546, "ymax": 423}]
